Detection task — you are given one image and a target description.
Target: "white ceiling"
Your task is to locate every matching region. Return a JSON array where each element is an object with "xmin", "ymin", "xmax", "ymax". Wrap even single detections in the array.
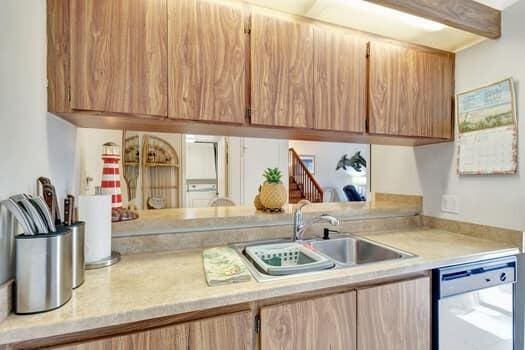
[
  {"xmin": 242, "ymin": 0, "xmax": 520, "ymax": 52},
  {"xmin": 473, "ymin": 0, "xmax": 519, "ymax": 10}
]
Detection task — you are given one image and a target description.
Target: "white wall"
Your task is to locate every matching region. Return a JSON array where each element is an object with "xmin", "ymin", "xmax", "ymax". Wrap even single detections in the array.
[
  {"xmin": 289, "ymin": 141, "xmax": 370, "ymax": 201},
  {"xmin": 371, "ymin": 1, "xmax": 525, "ymax": 231},
  {"xmin": 0, "ymin": 0, "xmax": 78, "ymax": 284},
  {"xmin": 371, "ymin": 145, "xmax": 423, "ymax": 195}
]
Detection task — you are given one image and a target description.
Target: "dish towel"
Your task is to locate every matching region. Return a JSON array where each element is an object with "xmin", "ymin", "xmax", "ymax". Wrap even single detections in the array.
[{"xmin": 203, "ymin": 247, "xmax": 251, "ymax": 286}]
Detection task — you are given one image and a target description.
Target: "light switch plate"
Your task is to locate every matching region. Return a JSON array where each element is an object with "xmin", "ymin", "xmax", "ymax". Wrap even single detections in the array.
[{"xmin": 441, "ymin": 195, "xmax": 460, "ymax": 214}]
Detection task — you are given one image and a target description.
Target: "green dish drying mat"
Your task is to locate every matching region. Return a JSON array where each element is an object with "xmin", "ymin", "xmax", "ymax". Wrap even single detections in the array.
[{"xmin": 203, "ymin": 247, "xmax": 251, "ymax": 286}]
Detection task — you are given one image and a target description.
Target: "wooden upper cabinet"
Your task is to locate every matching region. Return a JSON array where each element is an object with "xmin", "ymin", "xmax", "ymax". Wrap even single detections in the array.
[
  {"xmin": 251, "ymin": 11, "xmax": 314, "ymax": 128},
  {"xmin": 260, "ymin": 291, "xmax": 357, "ymax": 350},
  {"xmin": 357, "ymin": 277, "xmax": 431, "ymax": 350},
  {"xmin": 368, "ymin": 41, "xmax": 454, "ymax": 139},
  {"xmin": 313, "ymin": 27, "xmax": 367, "ymax": 133},
  {"xmin": 70, "ymin": 0, "xmax": 168, "ymax": 116},
  {"xmin": 168, "ymin": 0, "xmax": 247, "ymax": 123}
]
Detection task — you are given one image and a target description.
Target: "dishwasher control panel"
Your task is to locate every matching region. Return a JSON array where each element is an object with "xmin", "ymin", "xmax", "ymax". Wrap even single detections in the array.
[{"xmin": 436, "ymin": 256, "xmax": 516, "ymax": 298}]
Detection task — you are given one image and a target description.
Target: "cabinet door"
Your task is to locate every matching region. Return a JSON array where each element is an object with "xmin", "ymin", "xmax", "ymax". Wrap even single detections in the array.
[
  {"xmin": 251, "ymin": 11, "xmax": 314, "ymax": 128},
  {"xmin": 369, "ymin": 41, "xmax": 453, "ymax": 138},
  {"xmin": 357, "ymin": 277, "xmax": 431, "ymax": 350},
  {"xmin": 70, "ymin": 0, "xmax": 167, "ymax": 116},
  {"xmin": 190, "ymin": 311, "xmax": 253, "ymax": 349},
  {"xmin": 260, "ymin": 292, "xmax": 356, "ymax": 350},
  {"xmin": 314, "ymin": 27, "xmax": 367, "ymax": 133},
  {"xmin": 48, "ymin": 323, "xmax": 189, "ymax": 350},
  {"xmin": 50, "ymin": 311, "xmax": 253, "ymax": 350},
  {"xmin": 168, "ymin": 0, "xmax": 247, "ymax": 123}
]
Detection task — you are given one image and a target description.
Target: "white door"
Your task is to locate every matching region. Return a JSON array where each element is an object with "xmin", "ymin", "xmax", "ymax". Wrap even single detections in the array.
[
  {"xmin": 240, "ymin": 138, "xmax": 289, "ymax": 206},
  {"xmin": 186, "ymin": 142, "xmax": 217, "ymax": 180}
]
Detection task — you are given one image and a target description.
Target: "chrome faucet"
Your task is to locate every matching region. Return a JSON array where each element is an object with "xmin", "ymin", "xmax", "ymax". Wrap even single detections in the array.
[{"xmin": 292, "ymin": 200, "xmax": 340, "ymax": 241}]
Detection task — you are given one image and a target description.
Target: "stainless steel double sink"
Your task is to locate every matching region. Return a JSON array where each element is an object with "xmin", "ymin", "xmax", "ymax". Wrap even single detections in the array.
[{"xmin": 231, "ymin": 233, "xmax": 415, "ymax": 282}]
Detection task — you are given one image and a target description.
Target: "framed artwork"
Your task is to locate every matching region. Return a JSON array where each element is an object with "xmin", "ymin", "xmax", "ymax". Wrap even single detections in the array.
[
  {"xmin": 456, "ymin": 78, "xmax": 518, "ymax": 175},
  {"xmin": 300, "ymin": 155, "xmax": 316, "ymax": 174},
  {"xmin": 457, "ymin": 78, "xmax": 516, "ymax": 133}
]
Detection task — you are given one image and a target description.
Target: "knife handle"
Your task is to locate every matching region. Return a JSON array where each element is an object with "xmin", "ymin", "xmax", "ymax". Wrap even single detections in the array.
[
  {"xmin": 37, "ymin": 177, "xmax": 51, "ymax": 196},
  {"xmin": 67, "ymin": 194, "xmax": 76, "ymax": 224},
  {"xmin": 64, "ymin": 198, "xmax": 71, "ymax": 226},
  {"xmin": 42, "ymin": 186, "xmax": 56, "ymax": 220},
  {"xmin": 42, "ymin": 184, "xmax": 61, "ymax": 225}
]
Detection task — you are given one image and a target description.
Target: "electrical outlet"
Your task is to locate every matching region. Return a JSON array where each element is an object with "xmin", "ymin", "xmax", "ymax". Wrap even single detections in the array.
[{"xmin": 441, "ymin": 195, "xmax": 460, "ymax": 214}]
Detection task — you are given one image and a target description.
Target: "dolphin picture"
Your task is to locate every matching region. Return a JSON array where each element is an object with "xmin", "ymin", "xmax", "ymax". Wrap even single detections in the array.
[{"xmin": 336, "ymin": 152, "xmax": 367, "ymax": 172}]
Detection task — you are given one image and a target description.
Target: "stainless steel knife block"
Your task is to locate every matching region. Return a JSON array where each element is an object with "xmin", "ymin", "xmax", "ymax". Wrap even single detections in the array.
[
  {"xmin": 15, "ymin": 228, "xmax": 72, "ymax": 314},
  {"xmin": 67, "ymin": 222, "xmax": 85, "ymax": 289}
]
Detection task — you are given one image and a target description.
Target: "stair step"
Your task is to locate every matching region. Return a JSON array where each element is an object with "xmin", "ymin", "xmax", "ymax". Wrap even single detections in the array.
[
  {"xmin": 289, "ymin": 198, "xmax": 305, "ymax": 204},
  {"xmin": 289, "ymin": 192, "xmax": 304, "ymax": 197},
  {"xmin": 289, "ymin": 195, "xmax": 304, "ymax": 199}
]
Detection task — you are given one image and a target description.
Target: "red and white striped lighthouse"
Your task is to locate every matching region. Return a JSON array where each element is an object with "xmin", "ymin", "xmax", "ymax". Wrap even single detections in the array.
[{"xmin": 101, "ymin": 142, "xmax": 122, "ymax": 208}]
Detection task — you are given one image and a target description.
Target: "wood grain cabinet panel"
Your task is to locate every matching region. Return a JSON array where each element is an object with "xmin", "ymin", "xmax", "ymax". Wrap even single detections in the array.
[
  {"xmin": 48, "ymin": 311, "xmax": 253, "ymax": 350},
  {"xmin": 70, "ymin": 0, "xmax": 168, "ymax": 116},
  {"xmin": 251, "ymin": 11, "xmax": 314, "ymax": 128},
  {"xmin": 47, "ymin": 323, "xmax": 189, "ymax": 350},
  {"xmin": 168, "ymin": 0, "xmax": 247, "ymax": 123},
  {"xmin": 189, "ymin": 311, "xmax": 253, "ymax": 349},
  {"xmin": 368, "ymin": 41, "xmax": 453, "ymax": 139},
  {"xmin": 47, "ymin": 0, "xmax": 70, "ymax": 113},
  {"xmin": 260, "ymin": 291, "xmax": 356, "ymax": 350},
  {"xmin": 313, "ymin": 27, "xmax": 367, "ymax": 133},
  {"xmin": 357, "ymin": 277, "xmax": 431, "ymax": 350}
]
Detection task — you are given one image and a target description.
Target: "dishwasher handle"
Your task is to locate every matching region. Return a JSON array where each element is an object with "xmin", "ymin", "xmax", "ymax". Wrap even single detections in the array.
[{"xmin": 436, "ymin": 256, "xmax": 516, "ymax": 299}]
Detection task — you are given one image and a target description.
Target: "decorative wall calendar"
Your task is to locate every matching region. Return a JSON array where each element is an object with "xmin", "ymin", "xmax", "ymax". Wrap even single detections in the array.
[{"xmin": 457, "ymin": 78, "xmax": 518, "ymax": 175}]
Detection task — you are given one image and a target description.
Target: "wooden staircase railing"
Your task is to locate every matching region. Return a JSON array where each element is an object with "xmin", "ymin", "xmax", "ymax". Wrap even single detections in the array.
[{"xmin": 289, "ymin": 148, "xmax": 324, "ymax": 203}]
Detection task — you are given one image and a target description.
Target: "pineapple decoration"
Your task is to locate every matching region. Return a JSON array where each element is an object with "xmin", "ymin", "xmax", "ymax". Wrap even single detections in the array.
[{"xmin": 258, "ymin": 168, "xmax": 287, "ymax": 211}]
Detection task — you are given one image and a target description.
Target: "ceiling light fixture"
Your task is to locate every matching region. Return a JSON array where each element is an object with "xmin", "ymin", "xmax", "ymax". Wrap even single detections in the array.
[{"xmin": 350, "ymin": 0, "xmax": 446, "ymax": 32}]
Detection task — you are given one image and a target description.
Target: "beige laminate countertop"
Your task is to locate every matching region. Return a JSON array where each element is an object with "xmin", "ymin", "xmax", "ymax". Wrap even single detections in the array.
[{"xmin": 0, "ymin": 228, "xmax": 519, "ymax": 345}]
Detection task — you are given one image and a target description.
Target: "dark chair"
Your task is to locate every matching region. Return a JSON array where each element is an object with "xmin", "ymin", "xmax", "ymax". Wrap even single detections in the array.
[{"xmin": 343, "ymin": 185, "xmax": 366, "ymax": 202}]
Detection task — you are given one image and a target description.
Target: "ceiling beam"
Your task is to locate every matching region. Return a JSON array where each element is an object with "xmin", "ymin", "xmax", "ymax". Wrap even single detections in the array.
[{"xmin": 363, "ymin": 0, "xmax": 501, "ymax": 39}]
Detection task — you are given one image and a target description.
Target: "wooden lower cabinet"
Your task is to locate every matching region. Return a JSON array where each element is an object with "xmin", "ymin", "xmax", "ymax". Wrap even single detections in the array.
[
  {"xmin": 18, "ymin": 277, "xmax": 430, "ymax": 350},
  {"xmin": 357, "ymin": 277, "xmax": 431, "ymax": 350},
  {"xmin": 49, "ymin": 311, "xmax": 253, "ymax": 350},
  {"xmin": 260, "ymin": 291, "xmax": 357, "ymax": 350},
  {"xmin": 190, "ymin": 311, "xmax": 253, "ymax": 350}
]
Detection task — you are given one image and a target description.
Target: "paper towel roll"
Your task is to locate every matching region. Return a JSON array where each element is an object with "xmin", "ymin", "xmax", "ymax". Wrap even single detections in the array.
[{"xmin": 78, "ymin": 195, "xmax": 112, "ymax": 262}]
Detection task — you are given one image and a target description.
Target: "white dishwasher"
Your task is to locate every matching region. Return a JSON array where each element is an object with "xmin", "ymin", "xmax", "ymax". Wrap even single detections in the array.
[{"xmin": 433, "ymin": 256, "xmax": 517, "ymax": 350}]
